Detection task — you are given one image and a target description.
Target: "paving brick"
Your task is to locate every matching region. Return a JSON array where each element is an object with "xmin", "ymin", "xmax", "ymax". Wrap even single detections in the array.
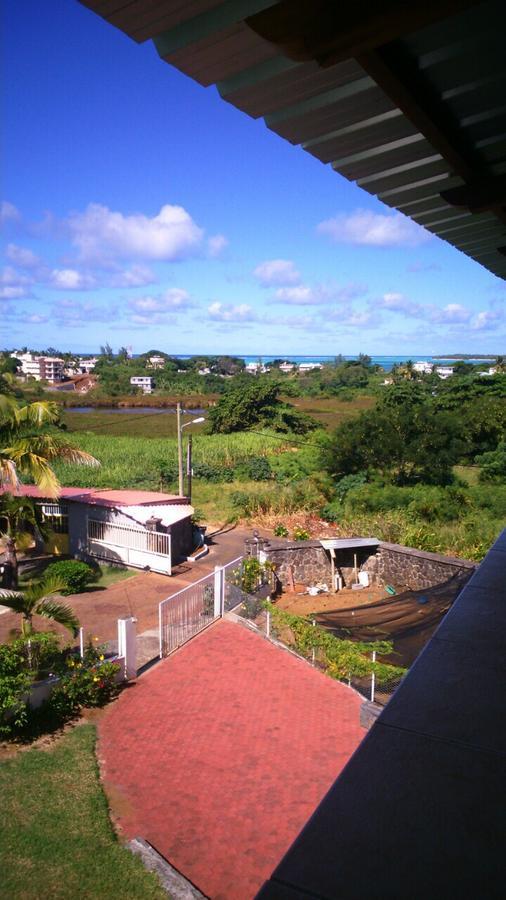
[{"xmin": 98, "ymin": 620, "xmax": 364, "ymax": 899}]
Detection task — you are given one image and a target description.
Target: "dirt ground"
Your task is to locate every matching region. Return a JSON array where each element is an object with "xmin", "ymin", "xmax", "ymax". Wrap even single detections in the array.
[{"xmin": 276, "ymin": 584, "xmax": 404, "ymax": 616}]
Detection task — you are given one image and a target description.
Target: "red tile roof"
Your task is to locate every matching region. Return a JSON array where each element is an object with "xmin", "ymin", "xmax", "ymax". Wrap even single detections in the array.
[{"xmin": 0, "ymin": 485, "xmax": 187, "ymax": 506}]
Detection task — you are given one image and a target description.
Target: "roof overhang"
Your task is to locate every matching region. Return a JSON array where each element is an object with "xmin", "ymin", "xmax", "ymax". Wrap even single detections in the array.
[{"xmin": 80, "ymin": 0, "xmax": 506, "ymax": 280}]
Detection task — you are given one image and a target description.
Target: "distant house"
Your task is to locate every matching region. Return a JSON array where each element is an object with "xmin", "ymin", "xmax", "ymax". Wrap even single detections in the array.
[
  {"xmin": 298, "ymin": 362, "xmax": 323, "ymax": 372},
  {"xmin": 147, "ymin": 355, "xmax": 166, "ymax": 369},
  {"xmin": 413, "ymin": 361, "xmax": 434, "ymax": 375},
  {"xmin": 197, "ymin": 367, "xmax": 211, "ymax": 375},
  {"xmin": 279, "ymin": 362, "xmax": 295, "ymax": 373},
  {"xmin": 245, "ymin": 362, "xmax": 269, "ymax": 374},
  {"xmin": 78, "ymin": 357, "xmax": 98, "ymax": 374},
  {"xmin": 435, "ymin": 366, "xmax": 454, "ymax": 379},
  {"xmin": 1, "ymin": 485, "xmax": 194, "ymax": 575},
  {"xmin": 130, "ymin": 375, "xmax": 154, "ymax": 394}
]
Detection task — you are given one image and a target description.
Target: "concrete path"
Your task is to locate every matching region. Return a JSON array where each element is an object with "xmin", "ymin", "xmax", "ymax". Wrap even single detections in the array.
[{"xmin": 98, "ymin": 620, "xmax": 364, "ymax": 899}]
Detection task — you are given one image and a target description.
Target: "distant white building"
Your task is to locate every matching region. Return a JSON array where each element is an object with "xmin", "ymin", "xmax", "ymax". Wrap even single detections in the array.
[
  {"xmin": 298, "ymin": 362, "xmax": 323, "ymax": 372},
  {"xmin": 79, "ymin": 357, "xmax": 98, "ymax": 374},
  {"xmin": 479, "ymin": 366, "xmax": 498, "ymax": 376},
  {"xmin": 435, "ymin": 366, "xmax": 454, "ymax": 379},
  {"xmin": 279, "ymin": 362, "xmax": 295, "ymax": 373},
  {"xmin": 413, "ymin": 361, "xmax": 434, "ymax": 375},
  {"xmin": 130, "ymin": 375, "xmax": 154, "ymax": 394},
  {"xmin": 245, "ymin": 362, "xmax": 269, "ymax": 374},
  {"xmin": 12, "ymin": 352, "xmax": 64, "ymax": 382},
  {"xmin": 147, "ymin": 355, "xmax": 166, "ymax": 370},
  {"xmin": 197, "ymin": 367, "xmax": 211, "ymax": 375}
]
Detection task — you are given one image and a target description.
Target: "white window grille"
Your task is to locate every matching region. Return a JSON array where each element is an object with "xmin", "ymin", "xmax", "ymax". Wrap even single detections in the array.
[
  {"xmin": 40, "ymin": 503, "xmax": 69, "ymax": 534},
  {"xmin": 88, "ymin": 519, "xmax": 170, "ymax": 556}
]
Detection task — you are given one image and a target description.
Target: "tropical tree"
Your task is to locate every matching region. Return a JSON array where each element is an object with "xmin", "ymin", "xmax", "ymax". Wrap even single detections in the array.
[
  {"xmin": 0, "ymin": 394, "xmax": 98, "ymax": 498},
  {"xmin": 0, "ymin": 576, "xmax": 80, "ymax": 637},
  {"xmin": 0, "ymin": 492, "xmax": 48, "ymax": 587}
]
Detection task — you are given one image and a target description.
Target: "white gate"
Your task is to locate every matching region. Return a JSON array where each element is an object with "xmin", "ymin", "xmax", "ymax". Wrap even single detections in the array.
[{"xmin": 158, "ymin": 556, "xmax": 243, "ymax": 657}]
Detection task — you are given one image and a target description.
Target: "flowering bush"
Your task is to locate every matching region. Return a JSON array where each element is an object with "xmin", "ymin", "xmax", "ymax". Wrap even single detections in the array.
[{"xmin": 49, "ymin": 642, "xmax": 120, "ymax": 718}]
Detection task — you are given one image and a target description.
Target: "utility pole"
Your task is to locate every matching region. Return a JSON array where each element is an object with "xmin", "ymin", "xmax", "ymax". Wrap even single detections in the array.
[
  {"xmin": 177, "ymin": 402, "xmax": 184, "ymax": 497},
  {"xmin": 187, "ymin": 434, "xmax": 193, "ymax": 504}
]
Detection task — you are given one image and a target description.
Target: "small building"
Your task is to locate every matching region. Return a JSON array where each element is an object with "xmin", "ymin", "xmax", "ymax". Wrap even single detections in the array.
[
  {"xmin": 413, "ymin": 361, "xmax": 433, "ymax": 375},
  {"xmin": 147, "ymin": 355, "xmax": 166, "ymax": 369},
  {"xmin": 435, "ymin": 366, "xmax": 454, "ymax": 379},
  {"xmin": 130, "ymin": 375, "xmax": 154, "ymax": 394},
  {"xmin": 78, "ymin": 357, "xmax": 98, "ymax": 374},
  {"xmin": 298, "ymin": 362, "xmax": 323, "ymax": 372},
  {"xmin": 279, "ymin": 362, "xmax": 295, "ymax": 373},
  {"xmin": 1, "ymin": 486, "xmax": 194, "ymax": 575}
]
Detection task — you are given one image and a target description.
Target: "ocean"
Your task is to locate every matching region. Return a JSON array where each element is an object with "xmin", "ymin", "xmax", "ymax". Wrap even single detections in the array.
[{"xmin": 211, "ymin": 355, "xmax": 493, "ymax": 372}]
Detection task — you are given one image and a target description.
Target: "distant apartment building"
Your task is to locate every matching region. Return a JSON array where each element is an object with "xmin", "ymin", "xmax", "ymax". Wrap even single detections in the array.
[
  {"xmin": 12, "ymin": 352, "xmax": 64, "ymax": 382},
  {"xmin": 130, "ymin": 375, "xmax": 154, "ymax": 394}
]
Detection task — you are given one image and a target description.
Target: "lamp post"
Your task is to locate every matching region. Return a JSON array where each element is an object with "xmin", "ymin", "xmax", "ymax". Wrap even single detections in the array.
[{"xmin": 177, "ymin": 402, "xmax": 205, "ymax": 498}]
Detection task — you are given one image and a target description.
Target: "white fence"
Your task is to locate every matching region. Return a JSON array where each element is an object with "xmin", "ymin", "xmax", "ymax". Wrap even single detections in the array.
[
  {"xmin": 159, "ymin": 556, "xmax": 243, "ymax": 657},
  {"xmin": 87, "ymin": 519, "xmax": 172, "ymax": 574}
]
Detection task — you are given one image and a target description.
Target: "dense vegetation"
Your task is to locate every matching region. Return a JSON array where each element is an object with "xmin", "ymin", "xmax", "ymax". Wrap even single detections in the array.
[{"xmin": 4, "ymin": 351, "xmax": 505, "ymax": 560}]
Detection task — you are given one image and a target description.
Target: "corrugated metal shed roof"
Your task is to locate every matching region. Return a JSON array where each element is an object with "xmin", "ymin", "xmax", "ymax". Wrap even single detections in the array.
[
  {"xmin": 80, "ymin": 0, "xmax": 506, "ymax": 280},
  {"xmin": 119, "ymin": 503, "xmax": 194, "ymax": 527}
]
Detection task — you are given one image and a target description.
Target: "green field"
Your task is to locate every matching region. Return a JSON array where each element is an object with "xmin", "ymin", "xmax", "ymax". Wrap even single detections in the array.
[{"xmin": 0, "ymin": 725, "xmax": 165, "ymax": 899}]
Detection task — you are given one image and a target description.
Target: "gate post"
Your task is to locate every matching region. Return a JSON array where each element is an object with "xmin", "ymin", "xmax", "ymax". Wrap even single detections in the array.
[
  {"xmin": 214, "ymin": 565, "xmax": 224, "ymax": 618},
  {"xmin": 118, "ymin": 616, "xmax": 137, "ymax": 679}
]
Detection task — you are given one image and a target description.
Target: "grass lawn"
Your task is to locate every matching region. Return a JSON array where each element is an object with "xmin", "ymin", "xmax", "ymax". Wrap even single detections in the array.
[{"xmin": 0, "ymin": 724, "xmax": 166, "ymax": 899}]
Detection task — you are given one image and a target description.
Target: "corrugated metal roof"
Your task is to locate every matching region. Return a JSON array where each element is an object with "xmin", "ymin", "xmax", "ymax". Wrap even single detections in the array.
[
  {"xmin": 118, "ymin": 503, "xmax": 194, "ymax": 527},
  {"xmin": 80, "ymin": 0, "xmax": 506, "ymax": 280}
]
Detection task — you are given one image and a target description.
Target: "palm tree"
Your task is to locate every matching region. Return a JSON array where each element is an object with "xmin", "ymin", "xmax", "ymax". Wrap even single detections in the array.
[
  {"xmin": 0, "ymin": 492, "xmax": 48, "ymax": 587},
  {"xmin": 0, "ymin": 575, "xmax": 80, "ymax": 637},
  {"xmin": 0, "ymin": 394, "xmax": 98, "ymax": 498}
]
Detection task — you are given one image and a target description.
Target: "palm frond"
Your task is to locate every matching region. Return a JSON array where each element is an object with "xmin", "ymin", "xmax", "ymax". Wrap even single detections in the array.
[
  {"xmin": 16, "ymin": 400, "xmax": 59, "ymax": 428},
  {"xmin": 0, "ymin": 589, "xmax": 26, "ymax": 613},
  {"xmin": 35, "ymin": 598, "xmax": 80, "ymax": 637},
  {"xmin": 3, "ymin": 446, "xmax": 60, "ymax": 497},
  {"xmin": 24, "ymin": 576, "xmax": 68, "ymax": 603},
  {"xmin": 0, "ymin": 457, "xmax": 19, "ymax": 491}
]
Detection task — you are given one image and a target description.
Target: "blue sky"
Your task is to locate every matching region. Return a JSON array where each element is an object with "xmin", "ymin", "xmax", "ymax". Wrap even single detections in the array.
[{"xmin": 1, "ymin": 0, "xmax": 505, "ymax": 356}]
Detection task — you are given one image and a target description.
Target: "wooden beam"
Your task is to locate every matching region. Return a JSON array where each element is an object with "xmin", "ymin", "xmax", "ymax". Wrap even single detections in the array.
[
  {"xmin": 246, "ymin": 0, "xmax": 482, "ymax": 67},
  {"xmin": 441, "ymin": 175, "xmax": 506, "ymax": 212}
]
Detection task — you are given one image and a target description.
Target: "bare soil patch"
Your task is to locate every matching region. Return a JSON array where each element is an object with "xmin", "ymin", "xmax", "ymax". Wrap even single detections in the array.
[{"xmin": 276, "ymin": 585, "xmax": 400, "ymax": 617}]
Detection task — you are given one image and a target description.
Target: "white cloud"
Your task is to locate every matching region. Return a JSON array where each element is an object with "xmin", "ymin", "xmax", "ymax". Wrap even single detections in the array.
[
  {"xmin": 317, "ymin": 208, "xmax": 431, "ymax": 248},
  {"xmin": 48, "ymin": 268, "xmax": 96, "ymax": 290},
  {"xmin": 67, "ymin": 203, "xmax": 204, "ymax": 263},
  {"xmin": 274, "ymin": 281, "xmax": 367, "ymax": 306},
  {"xmin": 472, "ymin": 310, "xmax": 503, "ymax": 331},
  {"xmin": 109, "ymin": 265, "xmax": 156, "ymax": 288},
  {"xmin": 208, "ymin": 301, "xmax": 255, "ymax": 322},
  {"xmin": 51, "ymin": 300, "xmax": 117, "ymax": 326},
  {"xmin": 20, "ymin": 313, "xmax": 48, "ymax": 324},
  {"xmin": 377, "ymin": 292, "xmax": 424, "ymax": 317},
  {"xmin": 430, "ymin": 303, "xmax": 471, "ymax": 324},
  {"xmin": 6, "ymin": 244, "xmax": 41, "ymax": 268},
  {"xmin": 129, "ymin": 288, "xmax": 193, "ymax": 313},
  {"xmin": 207, "ymin": 234, "xmax": 228, "ymax": 258},
  {"xmin": 0, "ymin": 201, "xmax": 21, "ymax": 226},
  {"xmin": 0, "ymin": 266, "xmax": 33, "ymax": 299},
  {"xmin": 253, "ymin": 258, "xmax": 301, "ymax": 286}
]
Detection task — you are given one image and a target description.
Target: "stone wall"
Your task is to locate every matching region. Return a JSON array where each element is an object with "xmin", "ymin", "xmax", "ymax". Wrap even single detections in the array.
[
  {"xmin": 373, "ymin": 542, "xmax": 476, "ymax": 589},
  {"xmin": 260, "ymin": 538, "xmax": 476, "ymax": 591},
  {"xmin": 261, "ymin": 540, "xmax": 379, "ymax": 589}
]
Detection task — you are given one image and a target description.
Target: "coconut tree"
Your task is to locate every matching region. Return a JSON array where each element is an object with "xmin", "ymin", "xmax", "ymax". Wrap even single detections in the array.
[
  {"xmin": 0, "ymin": 575, "xmax": 80, "ymax": 637},
  {"xmin": 0, "ymin": 492, "xmax": 48, "ymax": 587},
  {"xmin": 0, "ymin": 393, "xmax": 98, "ymax": 497}
]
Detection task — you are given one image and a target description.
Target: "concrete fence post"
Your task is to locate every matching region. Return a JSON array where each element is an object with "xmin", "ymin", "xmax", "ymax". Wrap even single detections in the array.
[
  {"xmin": 214, "ymin": 565, "xmax": 224, "ymax": 618},
  {"xmin": 117, "ymin": 616, "xmax": 137, "ymax": 680}
]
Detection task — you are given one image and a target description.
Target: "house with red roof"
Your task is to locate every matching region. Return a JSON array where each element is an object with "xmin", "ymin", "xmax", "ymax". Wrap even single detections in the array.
[{"xmin": 0, "ymin": 485, "xmax": 195, "ymax": 575}]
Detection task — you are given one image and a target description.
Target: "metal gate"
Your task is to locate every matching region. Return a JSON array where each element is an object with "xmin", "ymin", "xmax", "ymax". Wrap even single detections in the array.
[{"xmin": 158, "ymin": 557, "xmax": 243, "ymax": 657}]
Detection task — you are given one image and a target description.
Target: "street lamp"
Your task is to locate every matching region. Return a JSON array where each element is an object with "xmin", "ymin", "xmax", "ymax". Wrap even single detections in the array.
[{"xmin": 176, "ymin": 402, "xmax": 205, "ymax": 499}]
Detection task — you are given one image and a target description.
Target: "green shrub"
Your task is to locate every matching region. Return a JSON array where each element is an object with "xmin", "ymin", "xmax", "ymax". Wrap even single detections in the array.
[
  {"xmin": 477, "ymin": 442, "xmax": 506, "ymax": 482},
  {"xmin": 0, "ymin": 641, "xmax": 32, "ymax": 736},
  {"xmin": 44, "ymin": 560, "xmax": 97, "ymax": 595},
  {"xmin": 273, "ymin": 523, "xmax": 289, "ymax": 537},
  {"xmin": 292, "ymin": 525, "xmax": 310, "ymax": 541},
  {"xmin": 234, "ymin": 456, "xmax": 272, "ymax": 481},
  {"xmin": 49, "ymin": 644, "xmax": 119, "ymax": 719}
]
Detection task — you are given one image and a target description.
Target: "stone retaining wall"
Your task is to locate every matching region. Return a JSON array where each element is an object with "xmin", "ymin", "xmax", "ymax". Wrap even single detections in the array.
[
  {"xmin": 260, "ymin": 538, "xmax": 475, "ymax": 591},
  {"xmin": 374, "ymin": 542, "xmax": 476, "ymax": 589}
]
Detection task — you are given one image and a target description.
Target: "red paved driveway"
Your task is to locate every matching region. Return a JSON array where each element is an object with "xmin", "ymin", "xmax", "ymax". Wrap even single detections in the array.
[{"xmin": 98, "ymin": 620, "xmax": 364, "ymax": 899}]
